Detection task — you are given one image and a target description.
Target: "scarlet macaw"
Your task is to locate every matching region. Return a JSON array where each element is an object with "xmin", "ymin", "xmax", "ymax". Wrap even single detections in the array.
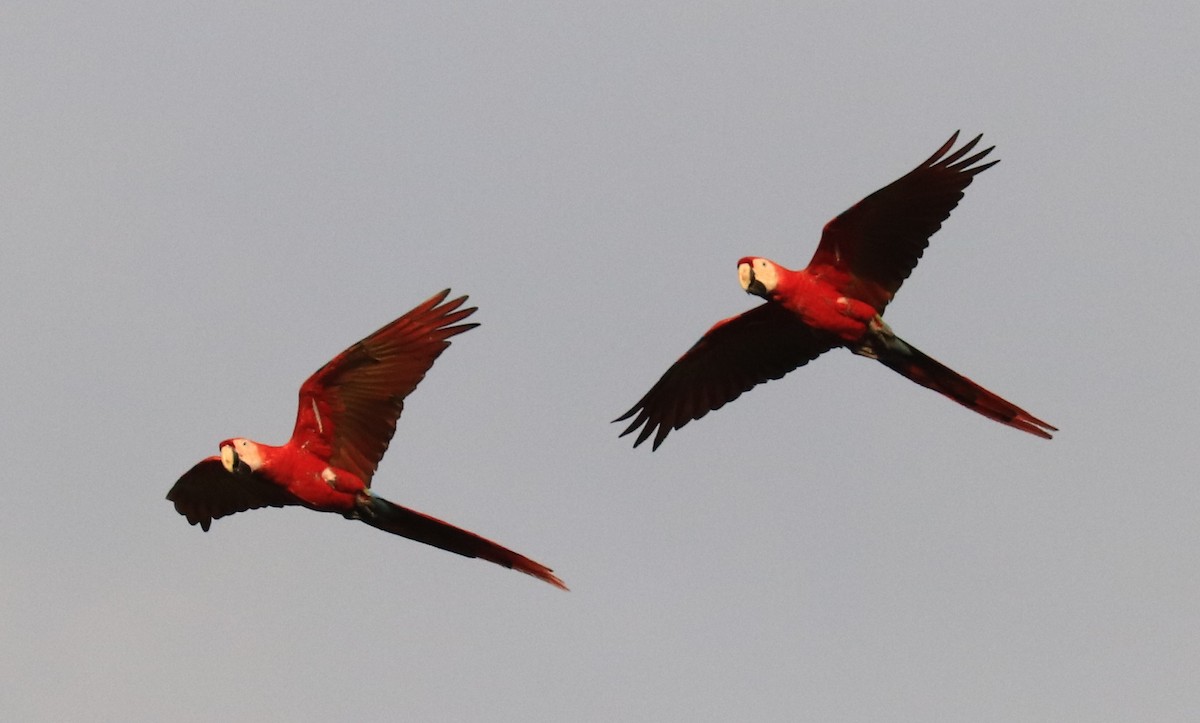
[
  {"xmin": 168, "ymin": 290, "xmax": 565, "ymax": 589},
  {"xmin": 617, "ymin": 132, "xmax": 1055, "ymax": 450}
]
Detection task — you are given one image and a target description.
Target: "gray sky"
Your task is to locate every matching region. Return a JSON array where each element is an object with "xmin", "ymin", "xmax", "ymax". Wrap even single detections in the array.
[{"xmin": 3, "ymin": 3, "xmax": 1198, "ymax": 721}]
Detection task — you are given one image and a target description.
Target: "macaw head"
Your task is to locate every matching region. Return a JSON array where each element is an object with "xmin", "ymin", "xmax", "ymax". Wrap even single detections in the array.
[
  {"xmin": 738, "ymin": 257, "xmax": 779, "ymax": 299},
  {"xmin": 219, "ymin": 438, "xmax": 264, "ymax": 475}
]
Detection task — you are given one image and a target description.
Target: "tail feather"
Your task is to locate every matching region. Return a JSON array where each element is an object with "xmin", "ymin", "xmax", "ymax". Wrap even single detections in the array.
[
  {"xmin": 872, "ymin": 335, "xmax": 1056, "ymax": 439},
  {"xmin": 360, "ymin": 494, "xmax": 567, "ymax": 590}
]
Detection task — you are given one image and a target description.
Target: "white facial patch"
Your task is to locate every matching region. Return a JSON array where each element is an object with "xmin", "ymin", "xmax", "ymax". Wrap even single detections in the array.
[
  {"xmin": 233, "ymin": 439, "xmax": 264, "ymax": 471},
  {"xmin": 754, "ymin": 259, "xmax": 778, "ymax": 292}
]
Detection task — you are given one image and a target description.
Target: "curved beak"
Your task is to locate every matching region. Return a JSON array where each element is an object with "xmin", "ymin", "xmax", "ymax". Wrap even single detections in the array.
[
  {"xmin": 739, "ymin": 262, "xmax": 768, "ymax": 298},
  {"xmin": 220, "ymin": 444, "xmax": 244, "ymax": 475}
]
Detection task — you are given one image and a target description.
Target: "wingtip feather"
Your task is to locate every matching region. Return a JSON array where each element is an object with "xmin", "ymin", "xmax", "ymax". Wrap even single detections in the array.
[{"xmin": 921, "ymin": 131, "xmax": 961, "ymax": 166}]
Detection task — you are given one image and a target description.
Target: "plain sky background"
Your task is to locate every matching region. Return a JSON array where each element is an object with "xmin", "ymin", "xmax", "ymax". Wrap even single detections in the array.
[{"xmin": 3, "ymin": 3, "xmax": 1198, "ymax": 721}]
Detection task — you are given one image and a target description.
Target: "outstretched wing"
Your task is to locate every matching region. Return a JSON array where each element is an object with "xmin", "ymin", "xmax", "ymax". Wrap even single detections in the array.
[
  {"xmin": 615, "ymin": 302, "xmax": 838, "ymax": 450},
  {"xmin": 166, "ymin": 457, "xmax": 301, "ymax": 531},
  {"xmin": 289, "ymin": 290, "xmax": 478, "ymax": 486},
  {"xmin": 808, "ymin": 131, "xmax": 998, "ymax": 312}
]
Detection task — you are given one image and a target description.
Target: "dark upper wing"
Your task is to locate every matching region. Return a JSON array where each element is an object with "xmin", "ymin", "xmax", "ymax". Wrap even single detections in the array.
[
  {"xmin": 166, "ymin": 457, "xmax": 301, "ymax": 531},
  {"xmin": 615, "ymin": 302, "xmax": 839, "ymax": 450},
  {"xmin": 808, "ymin": 132, "xmax": 999, "ymax": 312},
  {"xmin": 289, "ymin": 290, "xmax": 478, "ymax": 486}
]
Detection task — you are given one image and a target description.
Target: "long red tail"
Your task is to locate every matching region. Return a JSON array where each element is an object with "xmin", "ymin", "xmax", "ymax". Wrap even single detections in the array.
[
  {"xmin": 871, "ymin": 335, "xmax": 1055, "ymax": 439},
  {"xmin": 359, "ymin": 494, "xmax": 567, "ymax": 590}
]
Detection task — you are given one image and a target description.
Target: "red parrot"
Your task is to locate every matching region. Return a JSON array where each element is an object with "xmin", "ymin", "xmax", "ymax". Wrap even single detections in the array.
[
  {"xmin": 168, "ymin": 290, "xmax": 566, "ymax": 589},
  {"xmin": 617, "ymin": 132, "xmax": 1055, "ymax": 450}
]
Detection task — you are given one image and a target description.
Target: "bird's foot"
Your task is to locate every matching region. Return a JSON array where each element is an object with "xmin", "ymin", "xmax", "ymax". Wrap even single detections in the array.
[
  {"xmin": 852, "ymin": 315, "xmax": 896, "ymax": 360},
  {"xmin": 347, "ymin": 491, "xmax": 376, "ymax": 521}
]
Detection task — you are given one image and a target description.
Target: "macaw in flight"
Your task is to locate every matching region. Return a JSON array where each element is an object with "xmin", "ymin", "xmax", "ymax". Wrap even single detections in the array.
[
  {"xmin": 168, "ymin": 290, "xmax": 566, "ymax": 589},
  {"xmin": 617, "ymin": 132, "xmax": 1055, "ymax": 450}
]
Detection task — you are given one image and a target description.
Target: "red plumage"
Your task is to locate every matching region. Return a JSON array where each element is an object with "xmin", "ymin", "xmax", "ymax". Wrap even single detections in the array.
[
  {"xmin": 168, "ymin": 290, "xmax": 566, "ymax": 590},
  {"xmin": 617, "ymin": 133, "xmax": 1055, "ymax": 449}
]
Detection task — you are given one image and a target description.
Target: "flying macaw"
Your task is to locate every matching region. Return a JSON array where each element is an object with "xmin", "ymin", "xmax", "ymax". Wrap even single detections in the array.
[
  {"xmin": 168, "ymin": 290, "xmax": 566, "ymax": 589},
  {"xmin": 617, "ymin": 132, "xmax": 1055, "ymax": 450}
]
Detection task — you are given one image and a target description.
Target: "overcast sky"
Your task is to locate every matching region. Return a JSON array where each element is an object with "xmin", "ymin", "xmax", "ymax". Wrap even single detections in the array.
[{"xmin": 3, "ymin": 3, "xmax": 1198, "ymax": 721}]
